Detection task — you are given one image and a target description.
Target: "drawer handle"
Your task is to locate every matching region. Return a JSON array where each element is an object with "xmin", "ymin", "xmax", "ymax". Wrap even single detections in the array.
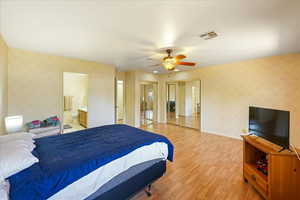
[{"xmin": 251, "ymin": 174, "xmax": 256, "ymax": 181}]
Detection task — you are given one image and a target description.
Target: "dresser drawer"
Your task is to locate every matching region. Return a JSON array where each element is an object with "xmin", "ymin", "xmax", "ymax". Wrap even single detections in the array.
[{"xmin": 244, "ymin": 164, "xmax": 268, "ymax": 198}]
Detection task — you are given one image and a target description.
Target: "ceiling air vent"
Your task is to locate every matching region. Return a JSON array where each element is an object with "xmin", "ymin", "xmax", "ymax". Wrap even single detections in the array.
[{"xmin": 200, "ymin": 31, "xmax": 218, "ymax": 40}]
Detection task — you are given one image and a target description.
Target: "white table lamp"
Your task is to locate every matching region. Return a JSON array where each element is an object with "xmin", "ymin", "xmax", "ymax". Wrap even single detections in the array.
[{"xmin": 5, "ymin": 115, "xmax": 24, "ymax": 133}]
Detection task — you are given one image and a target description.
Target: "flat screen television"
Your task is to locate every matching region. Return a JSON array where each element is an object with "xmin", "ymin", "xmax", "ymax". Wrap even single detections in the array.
[{"xmin": 249, "ymin": 106, "xmax": 290, "ymax": 149}]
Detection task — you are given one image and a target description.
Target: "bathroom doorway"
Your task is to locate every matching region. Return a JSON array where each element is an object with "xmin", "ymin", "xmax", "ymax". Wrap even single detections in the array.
[{"xmin": 63, "ymin": 72, "xmax": 88, "ymax": 133}]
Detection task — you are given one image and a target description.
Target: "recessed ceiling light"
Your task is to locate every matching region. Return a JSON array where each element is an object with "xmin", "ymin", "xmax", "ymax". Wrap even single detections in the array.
[
  {"xmin": 153, "ymin": 70, "xmax": 159, "ymax": 74},
  {"xmin": 174, "ymin": 69, "xmax": 180, "ymax": 72}
]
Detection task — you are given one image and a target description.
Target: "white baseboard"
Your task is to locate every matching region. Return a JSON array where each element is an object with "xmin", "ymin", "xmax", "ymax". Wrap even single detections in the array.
[{"xmin": 203, "ymin": 130, "xmax": 242, "ymax": 140}]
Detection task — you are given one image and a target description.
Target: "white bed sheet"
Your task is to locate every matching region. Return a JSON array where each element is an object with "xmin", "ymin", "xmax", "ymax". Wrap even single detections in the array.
[
  {"xmin": 48, "ymin": 142, "xmax": 169, "ymax": 200},
  {"xmin": 0, "ymin": 180, "xmax": 9, "ymax": 200}
]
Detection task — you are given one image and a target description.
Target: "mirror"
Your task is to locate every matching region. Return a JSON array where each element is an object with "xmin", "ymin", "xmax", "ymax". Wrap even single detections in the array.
[{"xmin": 166, "ymin": 80, "xmax": 201, "ymax": 130}]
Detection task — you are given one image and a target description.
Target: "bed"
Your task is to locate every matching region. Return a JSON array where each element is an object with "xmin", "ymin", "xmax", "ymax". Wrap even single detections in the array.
[{"xmin": 8, "ymin": 124, "xmax": 174, "ymax": 200}]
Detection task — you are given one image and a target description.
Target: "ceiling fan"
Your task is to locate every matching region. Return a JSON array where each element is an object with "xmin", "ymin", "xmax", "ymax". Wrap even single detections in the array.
[{"xmin": 157, "ymin": 49, "xmax": 196, "ymax": 71}]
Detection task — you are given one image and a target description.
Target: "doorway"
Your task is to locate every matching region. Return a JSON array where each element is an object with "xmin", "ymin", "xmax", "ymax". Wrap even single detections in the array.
[
  {"xmin": 63, "ymin": 72, "xmax": 88, "ymax": 133},
  {"xmin": 166, "ymin": 80, "xmax": 201, "ymax": 130},
  {"xmin": 116, "ymin": 80, "xmax": 125, "ymax": 124}
]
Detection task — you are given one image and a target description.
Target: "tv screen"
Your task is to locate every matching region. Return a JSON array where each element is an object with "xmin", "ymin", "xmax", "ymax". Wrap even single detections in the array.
[{"xmin": 249, "ymin": 106, "xmax": 290, "ymax": 148}]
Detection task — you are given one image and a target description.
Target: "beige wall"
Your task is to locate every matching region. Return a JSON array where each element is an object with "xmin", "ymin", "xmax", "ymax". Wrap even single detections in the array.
[
  {"xmin": 124, "ymin": 71, "xmax": 137, "ymax": 126},
  {"xmin": 0, "ymin": 35, "xmax": 8, "ymax": 134},
  {"xmin": 160, "ymin": 53, "xmax": 300, "ymax": 148},
  {"xmin": 116, "ymin": 71, "xmax": 126, "ymax": 81},
  {"xmin": 8, "ymin": 48, "xmax": 115, "ymax": 128}
]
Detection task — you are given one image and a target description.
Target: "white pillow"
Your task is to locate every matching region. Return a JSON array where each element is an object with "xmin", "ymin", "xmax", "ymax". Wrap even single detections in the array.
[
  {"xmin": 0, "ymin": 141, "xmax": 39, "ymax": 181},
  {"xmin": 6, "ymin": 140, "xmax": 36, "ymax": 152},
  {"xmin": 0, "ymin": 180, "xmax": 9, "ymax": 200},
  {"xmin": 0, "ymin": 132, "xmax": 35, "ymax": 144},
  {"xmin": 0, "ymin": 132, "xmax": 36, "ymax": 153}
]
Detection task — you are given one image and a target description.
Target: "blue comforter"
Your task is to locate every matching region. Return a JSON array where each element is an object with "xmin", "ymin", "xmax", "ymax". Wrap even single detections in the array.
[{"xmin": 8, "ymin": 124, "xmax": 173, "ymax": 200}]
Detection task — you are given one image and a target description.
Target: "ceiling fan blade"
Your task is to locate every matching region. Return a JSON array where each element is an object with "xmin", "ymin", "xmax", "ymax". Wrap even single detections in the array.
[
  {"xmin": 147, "ymin": 64, "xmax": 161, "ymax": 67},
  {"xmin": 175, "ymin": 54, "xmax": 186, "ymax": 60},
  {"xmin": 177, "ymin": 61, "xmax": 196, "ymax": 66}
]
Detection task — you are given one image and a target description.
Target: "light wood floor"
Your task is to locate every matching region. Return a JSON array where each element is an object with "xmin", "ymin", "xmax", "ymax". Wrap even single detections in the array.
[
  {"xmin": 132, "ymin": 123, "xmax": 263, "ymax": 200},
  {"xmin": 167, "ymin": 112, "xmax": 200, "ymax": 130},
  {"xmin": 141, "ymin": 110, "xmax": 154, "ymax": 126}
]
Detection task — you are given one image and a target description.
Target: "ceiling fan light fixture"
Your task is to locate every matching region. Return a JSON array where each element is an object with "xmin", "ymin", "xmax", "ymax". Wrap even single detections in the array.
[
  {"xmin": 164, "ymin": 64, "xmax": 176, "ymax": 71},
  {"xmin": 152, "ymin": 48, "xmax": 195, "ymax": 71},
  {"xmin": 163, "ymin": 57, "xmax": 176, "ymax": 71}
]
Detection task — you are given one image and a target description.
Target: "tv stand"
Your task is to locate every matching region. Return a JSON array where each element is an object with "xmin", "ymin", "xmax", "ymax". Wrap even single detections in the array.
[
  {"xmin": 278, "ymin": 147, "xmax": 292, "ymax": 153},
  {"xmin": 242, "ymin": 135, "xmax": 300, "ymax": 200}
]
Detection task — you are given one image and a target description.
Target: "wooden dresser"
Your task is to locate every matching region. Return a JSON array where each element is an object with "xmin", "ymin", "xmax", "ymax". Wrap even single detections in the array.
[
  {"xmin": 242, "ymin": 135, "xmax": 300, "ymax": 200},
  {"xmin": 78, "ymin": 109, "xmax": 87, "ymax": 128}
]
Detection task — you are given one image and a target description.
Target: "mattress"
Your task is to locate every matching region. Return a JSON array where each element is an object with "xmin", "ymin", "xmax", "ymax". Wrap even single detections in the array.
[
  {"xmin": 85, "ymin": 158, "xmax": 163, "ymax": 200},
  {"xmin": 48, "ymin": 142, "xmax": 168, "ymax": 200},
  {"xmin": 8, "ymin": 124, "xmax": 174, "ymax": 200}
]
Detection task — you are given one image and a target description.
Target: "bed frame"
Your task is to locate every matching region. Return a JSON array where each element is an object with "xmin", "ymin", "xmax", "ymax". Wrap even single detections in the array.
[{"xmin": 93, "ymin": 160, "xmax": 166, "ymax": 200}]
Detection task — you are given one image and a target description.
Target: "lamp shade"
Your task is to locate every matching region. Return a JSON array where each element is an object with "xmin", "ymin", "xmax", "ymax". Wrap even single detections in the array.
[{"xmin": 5, "ymin": 115, "xmax": 24, "ymax": 133}]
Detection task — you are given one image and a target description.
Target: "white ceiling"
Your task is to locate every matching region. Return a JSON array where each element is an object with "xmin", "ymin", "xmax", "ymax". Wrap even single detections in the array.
[{"xmin": 1, "ymin": 0, "xmax": 300, "ymax": 73}]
